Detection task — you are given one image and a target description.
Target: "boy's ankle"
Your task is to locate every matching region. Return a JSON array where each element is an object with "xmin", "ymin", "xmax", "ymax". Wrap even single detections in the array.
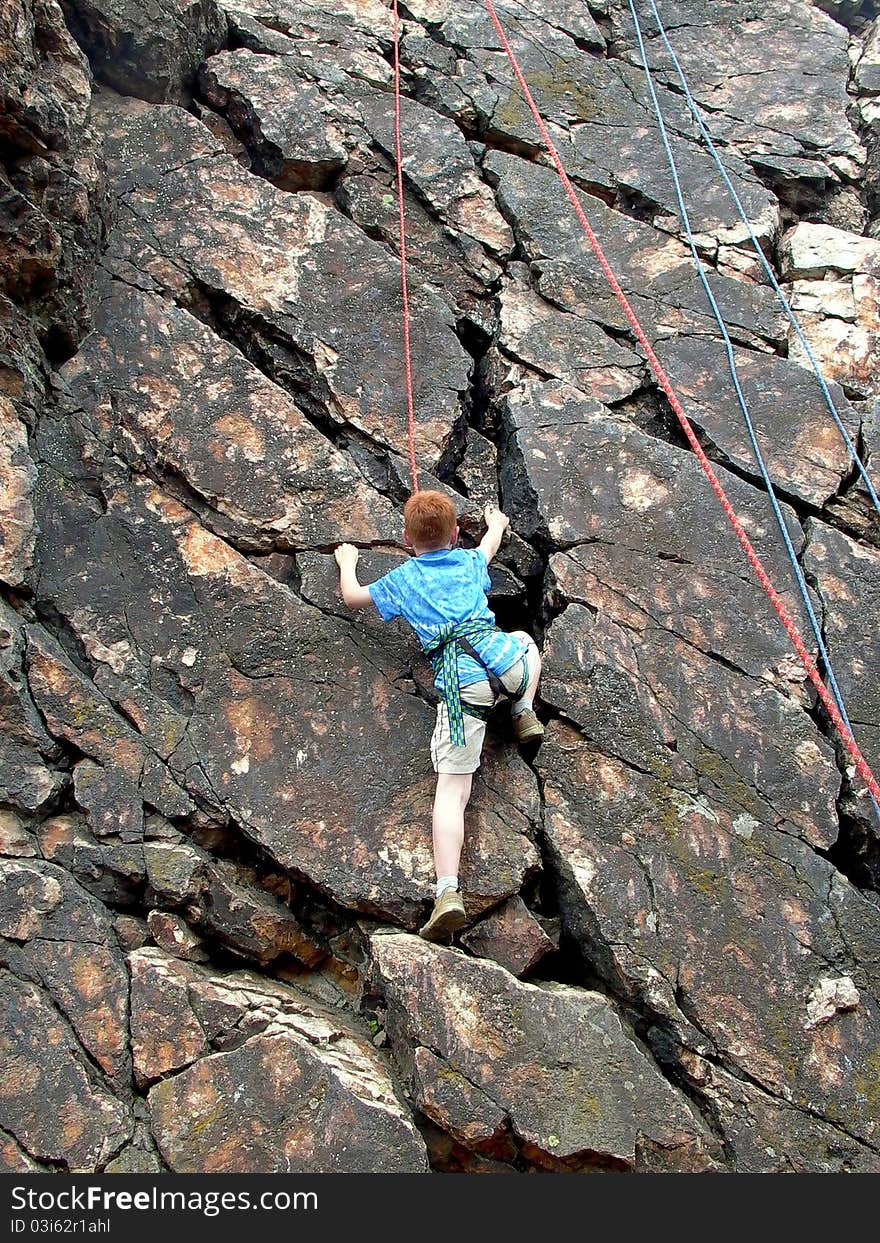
[{"xmin": 435, "ymin": 875, "xmax": 459, "ymax": 899}]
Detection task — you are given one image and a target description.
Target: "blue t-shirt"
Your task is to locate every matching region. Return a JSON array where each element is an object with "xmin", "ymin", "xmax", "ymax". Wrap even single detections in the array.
[{"xmin": 368, "ymin": 547, "xmax": 527, "ymax": 690}]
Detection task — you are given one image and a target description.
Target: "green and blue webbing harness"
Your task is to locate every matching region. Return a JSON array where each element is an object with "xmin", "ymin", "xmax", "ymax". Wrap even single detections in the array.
[{"xmin": 422, "ymin": 620, "xmax": 529, "ymax": 746}]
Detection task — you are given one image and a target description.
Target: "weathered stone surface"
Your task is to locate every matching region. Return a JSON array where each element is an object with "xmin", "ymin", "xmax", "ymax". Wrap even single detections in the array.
[
  {"xmin": 129, "ymin": 948, "xmax": 209, "ymax": 1085},
  {"xmin": 856, "ymin": 17, "xmax": 880, "ymax": 107},
  {"xmin": 0, "ymin": 3, "xmax": 107, "ymax": 358},
  {"xmin": 781, "ymin": 223, "xmax": 880, "ymax": 398},
  {"xmin": 61, "ymin": 0, "xmax": 227, "ymax": 103},
  {"xmin": 228, "ymin": 0, "xmax": 393, "ymax": 50},
  {"xmin": 503, "ymin": 378, "xmax": 840, "ymax": 844},
  {"xmin": 198, "ymin": 50, "xmax": 360, "ymax": 190},
  {"xmin": 404, "ymin": 1, "xmax": 779, "ymax": 264},
  {"xmin": 461, "ymin": 895, "xmax": 556, "ymax": 977},
  {"xmin": 608, "ymin": 0, "xmax": 865, "ymax": 195},
  {"xmin": 497, "ymin": 267, "xmax": 643, "ymax": 405},
  {"xmin": 815, "ymin": 1, "xmax": 876, "ymax": 33},
  {"xmin": 37, "ymin": 812, "xmax": 145, "ymax": 907},
  {"xmin": 0, "ymin": 603, "xmax": 57, "ymax": 755},
  {"xmin": 147, "ymin": 910, "xmax": 209, "ymax": 962},
  {"xmin": 655, "ymin": 335, "xmax": 861, "ymax": 506},
  {"xmin": 114, "ymin": 914, "xmax": 150, "ymax": 950},
  {"xmin": 411, "ymin": 1045, "xmax": 507, "ymax": 1150},
  {"xmin": 59, "ymin": 281, "xmax": 398, "ymax": 550},
  {"xmin": 0, "ymin": 859, "xmax": 130, "ymax": 1079},
  {"xmin": 670, "ymin": 1050, "xmax": 880, "ymax": 1172},
  {"xmin": 25, "ymin": 626, "xmax": 148, "ymax": 782},
  {"xmin": 404, "ymin": 0, "xmax": 604, "ymax": 52},
  {"xmin": 371, "ymin": 932, "xmax": 721, "ymax": 1171},
  {"xmin": 356, "ymin": 87, "xmax": 514, "ymax": 258},
  {"xmin": 0, "ymin": 302, "xmax": 42, "ymax": 596},
  {"xmin": 0, "ymin": 1131, "xmax": 42, "ymax": 1172},
  {"xmin": 2, "ymin": 0, "xmax": 879, "ymax": 1176},
  {"xmin": 0, "ymin": 970, "xmax": 130, "ymax": 1171},
  {"xmin": 335, "ymin": 163, "xmax": 501, "ymax": 336},
  {"xmin": 0, "ymin": 738, "xmax": 64, "ymax": 814},
  {"xmin": 804, "ymin": 519, "xmax": 880, "ymax": 784},
  {"xmin": 536, "ymin": 721, "xmax": 880, "ymax": 1151},
  {"xmin": 486, "ymin": 150, "xmax": 784, "ymax": 349},
  {"xmin": 137, "ymin": 948, "xmax": 428, "ymax": 1172},
  {"xmin": 32, "ymin": 422, "xmax": 539, "ymax": 924},
  {"xmin": 144, "ymin": 836, "xmax": 324, "ymax": 967},
  {"xmin": 103, "ymin": 1132, "xmax": 164, "ymax": 1173},
  {"xmin": 97, "ymin": 101, "xmax": 471, "ymax": 473},
  {"xmin": 0, "ymin": 401, "xmax": 37, "ymax": 587},
  {"xmin": 0, "ymin": 810, "xmax": 36, "ymax": 858},
  {"xmin": 0, "ymin": 607, "xmax": 64, "ymax": 814},
  {"xmin": 73, "ymin": 758, "xmax": 143, "ymax": 842}
]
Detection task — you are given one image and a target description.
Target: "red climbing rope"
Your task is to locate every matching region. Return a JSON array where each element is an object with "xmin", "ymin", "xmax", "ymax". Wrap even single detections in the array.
[
  {"xmin": 482, "ymin": 0, "xmax": 880, "ymax": 807},
  {"xmin": 392, "ymin": 0, "xmax": 419, "ymax": 493}
]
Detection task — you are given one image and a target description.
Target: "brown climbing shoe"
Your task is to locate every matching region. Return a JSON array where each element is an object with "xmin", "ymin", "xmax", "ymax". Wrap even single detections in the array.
[
  {"xmin": 512, "ymin": 708, "xmax": 545, "ymax": 743},
  {"xmin": 419, "ymin": 888, "xmax": 467, "ymax": 942}
]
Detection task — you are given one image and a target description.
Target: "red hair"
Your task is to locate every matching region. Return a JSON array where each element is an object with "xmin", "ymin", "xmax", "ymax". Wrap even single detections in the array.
[{"xmin": 404, "ymin": 490, "xmax": 457, "ymax": 549}]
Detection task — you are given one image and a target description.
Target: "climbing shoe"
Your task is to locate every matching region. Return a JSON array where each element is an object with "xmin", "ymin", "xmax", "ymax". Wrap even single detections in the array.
[
  {"xmin": 419, "ymin": 888, "xmax": 467, "ymax": 942},
  {"xmin": 512, "ymin": 708, "xmax": 545, "ymax": 743}
]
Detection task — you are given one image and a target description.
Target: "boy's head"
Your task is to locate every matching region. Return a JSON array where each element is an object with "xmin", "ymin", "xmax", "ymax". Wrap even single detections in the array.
[{"xmin": 403, "ymin": 490, "xmax": 458, "ymax": 552}]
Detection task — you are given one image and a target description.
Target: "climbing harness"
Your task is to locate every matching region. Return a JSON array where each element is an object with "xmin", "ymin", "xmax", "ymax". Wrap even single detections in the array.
[
  {"xmin": 479, "ymin": 0, "xmax": 880, "ymax": 811},
  {"xmin": 626, "ymin": 0, "xmax": 880, "ymax": 827},
  {"xmin": 424, "ymin": 620, "xmax": 528, "ymax": 746}
]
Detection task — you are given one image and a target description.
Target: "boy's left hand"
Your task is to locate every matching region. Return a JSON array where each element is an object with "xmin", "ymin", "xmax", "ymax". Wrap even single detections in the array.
[
  {"xmin": 334, "ymin": 543, "xmax": 359, "ymax": 569},
  {"xmin": 484, "ymin": 503, "xmax": 510, "ymax": 531}
]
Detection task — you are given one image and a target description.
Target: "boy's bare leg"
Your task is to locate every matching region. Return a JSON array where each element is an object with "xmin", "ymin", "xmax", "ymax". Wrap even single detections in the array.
[
  {"xmin": 420, "ymin": 772, "xmax": 472, "ymax": 940},
  {"xmin": 432, "ymin": 772, "xmax": 473, "ymax": 887},
  {"xmin": 509, "ymin": 630, "xmax": 542, "ymax": 712}
]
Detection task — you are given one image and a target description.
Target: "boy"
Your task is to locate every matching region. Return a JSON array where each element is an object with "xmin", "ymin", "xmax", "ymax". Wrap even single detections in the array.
[{"xmin": 334, "ymin": 490, "xmax": 543, "ymax": 942}]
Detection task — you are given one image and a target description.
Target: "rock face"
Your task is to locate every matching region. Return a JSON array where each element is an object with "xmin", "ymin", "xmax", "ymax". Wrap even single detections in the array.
[
  {"xmin": 370, "ymin": 933, "xmax": 721, "ymax": 1171},
  {"xmin": 1, "ymin": 0, "xmax": 880, "ymax": 1174},
  {"xmin": 60, "ymin": 1, "xmax": 228, "ymax": 103},
  {"xmin": 132, "ymin": 948, "xmax": 428, "ymax": 1172}
]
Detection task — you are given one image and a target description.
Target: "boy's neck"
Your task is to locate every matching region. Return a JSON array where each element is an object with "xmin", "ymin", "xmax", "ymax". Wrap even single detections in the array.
[{"xmin": 412, "ymin": 542, "xmax": 452, "ymax": 557}]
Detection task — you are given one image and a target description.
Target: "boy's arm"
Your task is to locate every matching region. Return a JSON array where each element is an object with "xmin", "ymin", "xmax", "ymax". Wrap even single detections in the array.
[
  {"xmin": 477, "ymin": 504, "xmax": 510, "ymax": 565},
  {"xmin": 334, "ymin": 544, "xmax": 374, "ymax": 610}
]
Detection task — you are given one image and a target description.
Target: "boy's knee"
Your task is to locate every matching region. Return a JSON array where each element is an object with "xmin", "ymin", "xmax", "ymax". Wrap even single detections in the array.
[
  {"xmin": 435, "ymin": 772, "xmax": 473, "ymax": 807},
  {"xmin": 511, "ymin": 630, "xmax": 541, "ymax": 676}
]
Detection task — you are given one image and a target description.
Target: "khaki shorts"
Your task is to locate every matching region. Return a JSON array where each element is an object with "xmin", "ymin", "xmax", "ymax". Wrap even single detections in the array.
[{"xmin": 430, "ymin": 639, "xmax": 537, "ymax": 775}]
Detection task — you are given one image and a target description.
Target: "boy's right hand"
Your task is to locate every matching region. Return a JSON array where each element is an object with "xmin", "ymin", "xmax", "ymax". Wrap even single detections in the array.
[{"xmin": 334, "ymin": 543, "xmax": 359, "ymax": 569}]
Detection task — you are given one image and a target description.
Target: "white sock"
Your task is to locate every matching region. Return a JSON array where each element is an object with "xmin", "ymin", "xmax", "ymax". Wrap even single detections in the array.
[
  {"xmin": 511, "ymin": 696, "xmax": 533, "ymax": 716},
  {"xmin": 436, "ymin": 875, "xmax": 458, "ymax": 899}
]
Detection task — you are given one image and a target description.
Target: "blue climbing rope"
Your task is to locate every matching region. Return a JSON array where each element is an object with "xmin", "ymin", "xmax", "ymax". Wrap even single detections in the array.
[
  {"xmin": 627, "ymin": 0, "xmax": 880, "ymax": 827},
  {"xmin": 638, "ymin": 0, "xmax": 880, "ymax": 522}
]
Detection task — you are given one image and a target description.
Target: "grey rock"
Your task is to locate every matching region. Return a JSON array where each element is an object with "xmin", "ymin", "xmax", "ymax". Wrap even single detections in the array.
[
  {"xmin": 461, "ymin": 895, "xmax": 557, "ymax": 976},
  {"xmin": 803, "ymin": 519, "xmax": 880, "ymax": 785},
  {"xmin": 0, "ymin": 809, "xmax": 36, "ymax": 858},
  {"xmin": 60, "ymin": 0, "xmax": 228, "ymax": 103},
  {"xmin": 371, "ymin": 931, "xmax": 722, "ymax": 1171},
  {"xmin": 133, "ymin": 947, "xmax": 429, "ymax": 1172},
  {"xmin": 96, "ymin": 101, "xmax": 471, "ymax": 473},
  {"xmin": 606, "ymin": 0, "xmax": 864, "ymax": 196},
  {"xmin": 0, "ymin": 858, "xmax": 130, "ymax": 1080},
  {"xmin": 537, "ymin": 720, "xmax": 880, "ymax": 1151},
  {"xmin": 485, "ymin": 149, "xmax": 785, "ymax": 348},
  {"xmin": 37, "ymin": 812, "xmax": 145, "ymax": 907},
  {"xmin": 1, "ymin": 2, "xmax": 108, "ymax": 357},
  {"xmin": 0, "ymin": 969, "xmax": 130, "ymax": 1171}
]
